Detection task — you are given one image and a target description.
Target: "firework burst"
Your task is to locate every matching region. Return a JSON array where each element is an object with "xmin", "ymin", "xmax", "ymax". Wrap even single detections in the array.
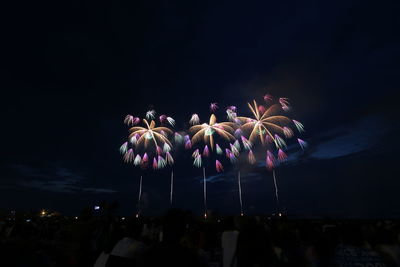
[{"xmin": 189, "ymin": 114, "xmax": 236, "ymax": 151}]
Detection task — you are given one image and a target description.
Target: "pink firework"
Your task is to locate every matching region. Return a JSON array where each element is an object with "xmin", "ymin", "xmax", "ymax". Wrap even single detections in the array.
[
  {"xmin": 265, "ymin": 135, "xmax": 273, "ymax": 144},
  {"xmin": 152, "ymin": 157, "xmax": 158, "ymax": 170},
  {"xmin": 283, "ymin": 127, "xmax": 294, "ymax": 138},
  {"xmin": 124, "ymin": 115, "xmax": 140, "ymax": 126},
  {"xmin": 258, "ymin": 105, "xmax": 266, "ymax": 114},
  {"xmin": 279, "ymin": 98, "xmax": 290, "ymax": 111},
  {"xmin": 234, "ymin": 118, "xmax": 242, "ymax": 125},
  {"xmin": 142, "ymin": 153, "xmax": 149, "ymax": 163},
  {"xmin": 248, "ymin": 150, "xmax": 256, "ymax": 164},
  {"xmin": 298, "ymin": 138, "xmax": 308, "ymax": 150},
  {"xmin": 227, "ymin": 105, "xmax": 237, "ymax": 112},
  {"xmin": 216, "ymin": 160, "xmax": 224, "ymax": 172},
  {"xmin": 225, "ymin": 148, "xmax": 231, "ymax": 158},
  {"xmin": 266, "ymin": 151, "xmax": 276, "ymax": 170},
  {"xmin": 192, "ymin": 149, "xmax": 200, "ymax": 158},
  {"xmin": 210, "ymin": 102, "xmax": 218, "ymax": 112},
  {"xmin": 184, "ymin": 135, "xmax": 190, "ymax": 142},
  {"xmin": 263, "ymin": 94, "xmax": 273, "ymax": 102},
  {"xmin": 241, "ymin": 136, "xmax": 252, "ymax": 150},
  {"xmin": 185, "ymin": 140, "xmax": 192, "ymax": 149},
  {"xmin": 278, "ymin": 149, "xmax": 287, "ymax": 161},
  {"xmin": 228, "ymin": 152, "xmax": 237, "ymax": 164},
  {"xmin": 234, "ymin": 128, "xmax": 242, "ymax": 138},
  {"xmin": 203, "ymin": 145, "xmax": 210, "ymax": 157},
  {"xmin": 123, "ymin": 149, "xmax": 134, "ymax": 163},
  {"xmin": 159, "ymin": 115, "xmax": 167, "ymax": 123},
  {"xmin": 156, "ymin": 145, "xmax": 163, "ymax": 155},
  {"xmin": 141, "ymin": 153, "xmax": 149, "ymax": 168}
]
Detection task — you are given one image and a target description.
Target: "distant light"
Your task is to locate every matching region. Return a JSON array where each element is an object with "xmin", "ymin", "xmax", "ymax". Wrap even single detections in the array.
[
  {"xmin": 278, "ymin": 213, "xmax": 282, "ymax": 217},
  {"xmin": 74, "ymin": 216, "xmax": 78, "ymax": 220},
  {"xmin": 26, "ymin": 219, "xmax": 31, "ymax": 222},
  {"xmin": 40, "ymin": 210, "xmax": 46, "ymax": 216},
  {"xmin": 217, "ymin": 219, "xmax": 221, "ymax": 223},
  {"xmin": 94, "ymin": 206, "xmax": 100, "ymax": 210},
  {"xmin": 121, "ymin": 217, "xmax": 125, "ymax": 221}
]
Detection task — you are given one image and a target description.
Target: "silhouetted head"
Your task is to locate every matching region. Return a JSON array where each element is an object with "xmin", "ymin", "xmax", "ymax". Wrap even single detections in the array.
[
  {"xmin": 126, "ymin": 218, "xmax": 143, "ymax": 239},
  {"xmin": 162, "ymin": 209, "xmax": 187, "ymax": 243}
]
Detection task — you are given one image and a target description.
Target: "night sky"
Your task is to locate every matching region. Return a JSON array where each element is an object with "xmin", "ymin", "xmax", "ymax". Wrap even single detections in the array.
[{"xmin": 1, "ymin": 0, "xmax": 399, "ymax": 217}]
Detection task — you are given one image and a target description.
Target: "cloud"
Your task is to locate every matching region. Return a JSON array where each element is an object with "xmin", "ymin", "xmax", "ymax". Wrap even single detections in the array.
[
  {"xmin": 309, "ymin": 115, "xmax": 388, "ymax": 160},
  {"xmin": 8, "ymin": 164, "xmax": 117, "ymax": 194},
  {"xmin": 194, "ymin": 173, "xmax": 226, "ymax": 183}
]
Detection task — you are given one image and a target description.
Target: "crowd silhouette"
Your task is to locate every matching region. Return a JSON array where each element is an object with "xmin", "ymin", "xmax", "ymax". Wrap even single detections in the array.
[{"xmin": 1, "ymin": 206, "xmax": 399, "ymax": 267}]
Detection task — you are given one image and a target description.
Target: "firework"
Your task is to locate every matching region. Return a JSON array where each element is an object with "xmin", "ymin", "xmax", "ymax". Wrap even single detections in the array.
[
  {"xmin": 216, "ymin": 144, "xmax": 223, "ymax": 155},
  {"xmin": 225, "ymin": 148, "xmax": 231, "ymax": 158},
  {"xmin": 193, "ymin": 155, "xmax": 202, "ymax": 168},
  {"xmin": 210, "ymin": 102, "xmax": 218, "ymax": 112},
  {"xmin": 185, "ymin": 140, "xmax": 192, "ymax": 149},
  {"xmin": 266, "ymin": 150, "xmax": 276, "ymax": 170},
  {"xmin": 227, "ymin": 105, "xmax": 237, "ymax": 112},
  {"xmin": 174, "ymin": 133, "xmax": 184, "ymax": 144},
  {"xmin": 248, "ymin": 150, "xmax": 256, "ymax": 164},
  {"xmin": 258, "ymin": 105, "xmax": 266, "ymax": 114},
  {"xmin": 141, "ymin": 153, "xmax": 149, "ymax": 169},
  {"xmin": 123, "ymin": 149, "xmax": 134, "ymax": 163},
  {"xmin": 236, "ymin": 95, "xmax": 307, "ymax": 211},
  {"xmin": 241, "ymin": 136, "xmax": 252, "ymax": 150},
  {"xmin": 279, "ymin": 98, "xmax": 290, "ymax": 111},
  {"xmin": 128, "ymin": 119, "xmax": 173, "ymax": 156},
  {"xmin": 133, "ymin": 154, "xmax": 142, "ymax": 166},
  {"xmin": 283, "ymin": 127, "xmax": 294, "ymax": 138},
  {"xmin": 189, "ymin": 114, "xmax": 236, "ymax": 150},
  {"xmin": 293, "ymin": 120, "xmax": 305, "ymax": 133},
  {"xmin": 122, "ymin": 110, "xmax": 176, "ymax": 217},
  {"xmin": 264, "ymin": 94, "xmax": 273, "ymax": 102},
  {"xmin": 163, "ymin": 143, "xmax": 171, "ymax": 153},
  {"xmin": 124, "ymin": 115, "xmax": 140, "ymax": 126},
  {"xmin": 226, "ymin": 108, "xmax": 237, "ymax": 121},
  {"xmin": 159, "ymin": 115, "xmax": 167, "ymax": 123},
  {"xmin": 234, "ymin": 128, "xmax": 242, "ymax": 138},
  {"xmin": 152, "ymin": 157, "xmax": 158, "ymax": 170},
  {"xmin": 192, "ymin": 149, "xmax": 200, "ymax": 158},
  {"xmin": 216, "ymin": 160, "xmax": 224, "ymax": 172},
  {"xmin": 298, "ymin": 138, "xmax": 308, "ymax": 150},
  {"xmin": 277, "ymin": 149, "xmax": 287, "ymax": 161},
  {"xmin": 230, "ymin": 143, "xmax": 240, "ymax": 157},
  {"xmin": 120, "ymin": 142, "xmax": 128, "ymax": 154},
  {"xmin": 156, "ymin": 145, "xmax": 163, "ymax": 155},
  {"xmin": 236, "ymin": 100, "xmax": 292, "ymax": 146},
  {"xmin": 165, "ymin": 152, "xmax": 174, "ymax": 166},
  {"xmin": 157, "ymin": 156, "xmax": 167, "ymax": 169},
  {"xmin": 167, "ymin": 117, "xmax": 175, "ymax": 127},
  {"xmin": 233, "ymin": 140, "xmax": 241, "ymax": 151},
  {"xmin": 189, "ymin": 114, "xmax": 200, "ymax": 125},
  {"xmin": 203, "ymin": 145, "xmax": 210, "ymax": 157},
  {"xmin": 130, "ymin": 134, "xmax": 140, "ymax": 145},
  {"xmin": 274, "ymin": 134, "xmax": 287, "ymax": 149},
  {"xmin": 228, "ymin": 152, "xmax": 237, "ymax": 164},
  {"xmin": 146, "ymin": 110, "xmax": 156, "ymax": 120}
]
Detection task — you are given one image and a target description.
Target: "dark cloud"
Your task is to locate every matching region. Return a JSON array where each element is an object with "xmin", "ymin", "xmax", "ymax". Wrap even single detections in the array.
[{"xmin": 5, "ymin": 164, "xmax": 117, "ymax": 194}]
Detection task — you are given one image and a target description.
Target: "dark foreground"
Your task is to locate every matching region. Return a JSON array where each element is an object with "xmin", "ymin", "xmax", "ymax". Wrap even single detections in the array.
[{"xmin": 1, "ymin": 209, "xmax": 399, "ymax": 267}]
